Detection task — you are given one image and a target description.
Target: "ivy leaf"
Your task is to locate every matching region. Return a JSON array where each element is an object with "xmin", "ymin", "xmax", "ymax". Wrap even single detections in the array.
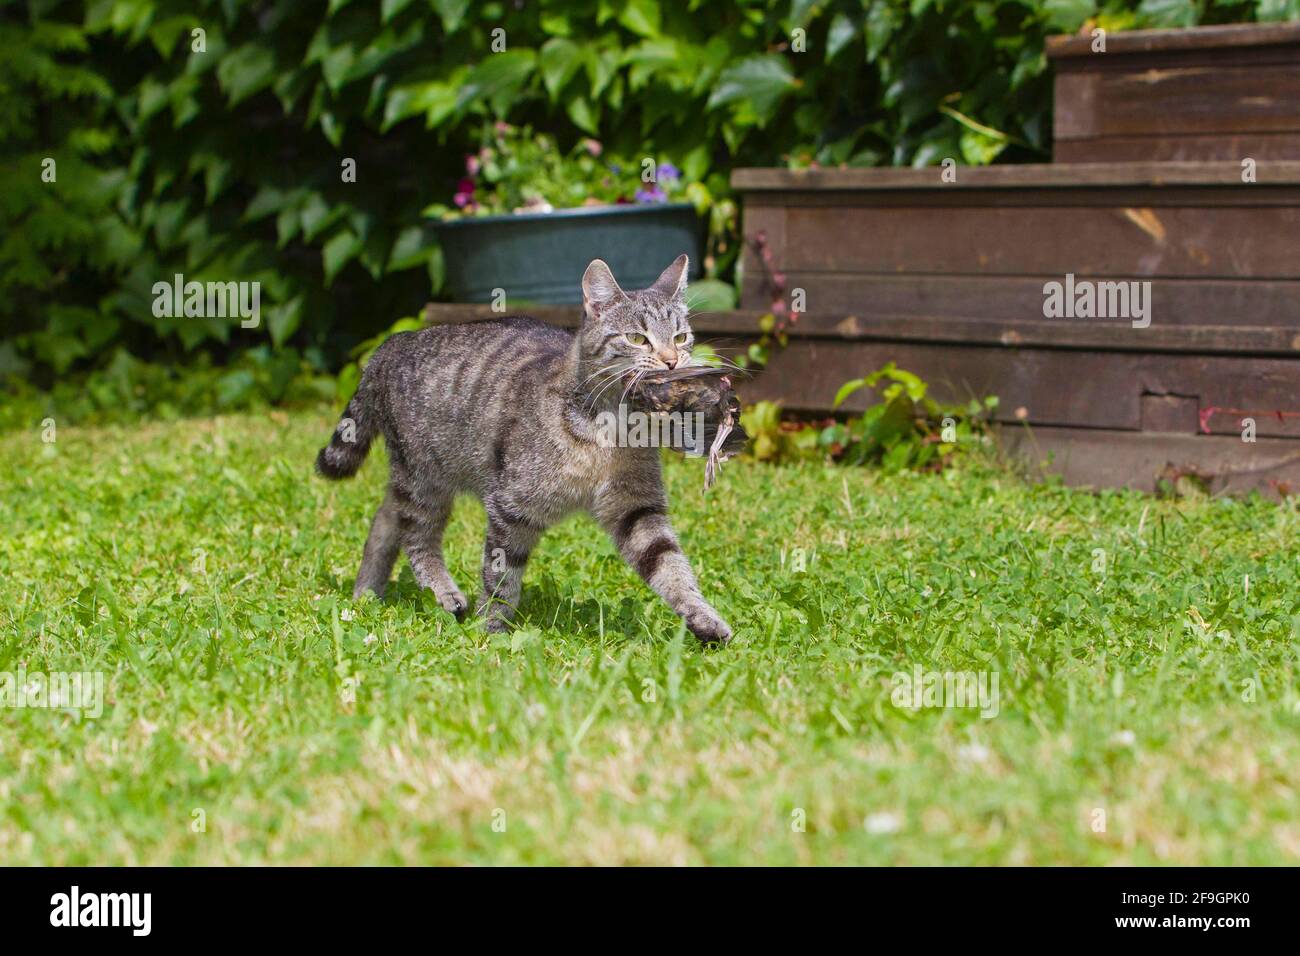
[
  {"xmin": 787, "ymin": 0, "xmax": 822, "ymax": 28},
  {"xmin": 276, "ymin": 207, "xmax": 300, "ymax": 248},
  {"xmin": 583, "ymin": 45, "xmax": 620, "ymax": 98},
  {"xmin": 146, "ymin": 16, "xmax": 190, "ymax": 57},
  {"xmin": 322, "ymin": 231, "xmax": 362, "ymax": 286},
  {"xmin": 387, "ymin": 225, "xmax": 433, "ymax": 271},
  {"xmin": 431, "ymin": 0, "xmax": 471, "ymax": 33},
  {"xmin": 618, "ymin": 0, "xmax": 661, "ymax": 37},
  {"xmin": 381, "ymin": 0, "xmax": 417, "ymax": 23},
  {"xmin": 455, "ymin": 50, "xmax": 537, "ymax": 114},
  {"xmin": 707, "ymin": 55, "xmax": 797, "ymax": 125},
  {"xmin": 384, "ymin": 79, "xmax": 460, "ymax": 131},
  {"xmin": 1136, "ymin": 0, "xmax": 1198, "ymax": 28},
  {"xmin": 136, "ymin": 78, "xmax": 169, "ymax": 122},
  {"xmin": 566, "ymin": 96, "xmax": 599, "ymax": 134},
  {"xmin": 265, "ymin": 294, "xmax": 304, "ymax": 347},
  {"xmin": 300, "ymin": 194, "xmax": 346, "ymax": 242},
  {"xmin": 864, "ymin": 2, "xmax": 898, "ymax": 62},
  {"xmin": 1042, "ymin": 0, "xmax": 1095, "ymax": 32},
  {"xmin": 216, "ymin": 43, "xmax": 276, "ymax": 106},
  {"xmin": 826, "ymin": 13, "xmax": 857, "ymax": 60},
  {"xmin": 540, "ymin": 38, "xmax": 582, "ymax": 100}
]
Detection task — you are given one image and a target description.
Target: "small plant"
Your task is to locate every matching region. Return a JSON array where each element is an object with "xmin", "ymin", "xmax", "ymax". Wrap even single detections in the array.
[
  {"xmin": 424, "ymin": 122, "xmax": 694, "ymax": 219},
  {"xmin": 740, "ymin": 400, "xmax": 820, "ymax": 463},
  {"xmin": 740, "ymin": 363, "xmax": 997, "ymax": 472}
]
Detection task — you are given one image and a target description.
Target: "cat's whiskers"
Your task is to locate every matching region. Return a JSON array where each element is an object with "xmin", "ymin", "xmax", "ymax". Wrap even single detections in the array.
[
  {"xmin": 617, "ymin": 367, "xmax": 649, "ymax": 411},
  {"xmin": 577, "ymin": 358, "xmax": 635, "ymax": 413},
  {"xmin": 580, "ymin": 360, "xmax": 628, "ymax": 387},
  {"xmin": 584, "ymin": 365, "xmax": 633, "ymax": 412}
]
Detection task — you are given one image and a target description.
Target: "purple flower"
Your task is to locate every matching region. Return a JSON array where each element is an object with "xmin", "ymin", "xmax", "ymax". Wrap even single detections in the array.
[
  {"xmin": 635, "ymin": 185, "xmax": 667, "ymax": 204},
  {"xmin": 658, "ymin": 162, "xmax": 681, "ymax": 181}
]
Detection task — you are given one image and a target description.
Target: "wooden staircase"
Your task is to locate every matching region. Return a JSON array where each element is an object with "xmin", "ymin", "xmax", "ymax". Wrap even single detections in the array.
[{"xmin": 727, "ymin": 24, "xmax": 1300, "ymax": 495}]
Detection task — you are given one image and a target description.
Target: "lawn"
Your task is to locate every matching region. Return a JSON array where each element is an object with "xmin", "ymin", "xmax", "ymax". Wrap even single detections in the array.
[{"xmin": 2, "ymin": 409, "xmax": 1298, "ymax": 865}]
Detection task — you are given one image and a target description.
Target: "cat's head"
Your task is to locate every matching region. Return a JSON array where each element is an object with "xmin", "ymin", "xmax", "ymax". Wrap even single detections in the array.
[{"xmin": 577, "ymin": 255, "xmax": 694, "ymax": 375}]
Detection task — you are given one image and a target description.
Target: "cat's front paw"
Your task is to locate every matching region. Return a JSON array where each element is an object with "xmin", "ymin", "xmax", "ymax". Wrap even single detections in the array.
[
  {"xmin": 436, "ymin": 588, "xmax": 469, "ymax": 619},
  {"xmin": 685, "ymin": 606, "xmax": 732, "ymax": 646}
]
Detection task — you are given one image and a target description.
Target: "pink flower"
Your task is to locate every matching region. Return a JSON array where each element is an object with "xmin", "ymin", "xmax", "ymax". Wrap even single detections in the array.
[
  {"xmin": 581, "ymin": 138, "xmax": 603, "ymax": 157},
  {"xmin": 453, "ymin": 177, "xmax": 475, "ymax": 208},
  {"xmin": 466, "ymin": 155, "xmax": 481, "ymax": 175}
]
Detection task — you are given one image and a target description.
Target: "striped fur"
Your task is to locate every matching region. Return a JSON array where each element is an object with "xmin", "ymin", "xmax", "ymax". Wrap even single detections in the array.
[{"xmin": 315, "ymin": 255, "xmax": 731, "ymax": 643}]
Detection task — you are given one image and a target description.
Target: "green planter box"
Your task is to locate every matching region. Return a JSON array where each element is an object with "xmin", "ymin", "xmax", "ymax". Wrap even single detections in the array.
[{"xmin": 428, "ymin": 202, "xmax": 702, "ymax": 304}]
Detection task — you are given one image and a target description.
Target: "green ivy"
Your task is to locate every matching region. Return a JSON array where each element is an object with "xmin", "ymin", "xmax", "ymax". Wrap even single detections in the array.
[{"xmin": 2, "ymin": 0, "xmax": 1287, "ymax": 388}]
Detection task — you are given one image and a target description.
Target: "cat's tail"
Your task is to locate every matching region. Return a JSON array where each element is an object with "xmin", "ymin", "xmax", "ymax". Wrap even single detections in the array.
[{"xmin": 315, "ymin": 376, "xmax": 378, "ymax": 480}]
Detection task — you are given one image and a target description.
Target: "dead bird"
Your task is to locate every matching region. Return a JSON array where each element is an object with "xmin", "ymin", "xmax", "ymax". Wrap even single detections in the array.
[{"xmin": 628, "ymin": 365, "xmax": 750, "ymax": 488}]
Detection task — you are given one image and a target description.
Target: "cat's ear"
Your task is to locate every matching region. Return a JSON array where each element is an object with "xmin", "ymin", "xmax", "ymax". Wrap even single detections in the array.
[
  {"xmin": 650, "ymin": 253, "xmax": 689, "ymax": 299},
  {"xmin": 582, "ymin": 259, "xmax": 627, "ymax": 318}
]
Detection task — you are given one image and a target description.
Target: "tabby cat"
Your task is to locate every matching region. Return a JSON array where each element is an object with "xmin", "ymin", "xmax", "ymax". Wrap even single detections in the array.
[{"xmin": 316, "ymin": 254, "xmax": 732, "ymax": 644}]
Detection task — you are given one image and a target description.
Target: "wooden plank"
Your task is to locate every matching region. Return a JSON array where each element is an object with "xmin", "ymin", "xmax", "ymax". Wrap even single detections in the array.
[
  {"xmin": 777, "ymin": 205, "xmax": 1300, "ymax": 278},
  {"xmin": 737, "ymin": 274, "xmax": 1300, "ymax": 329},
  {"xmin": 739, "ymin": 339, "xmax": 1300, "ymax": 438},
  {"xmin": 739, "ymin": 186, "xmax": 1300, "ymax": 209},
  {"xmin": 742, "ymin": 340, "xmax": 1142, "ymax": 429},
  {"xmin": 813, "ymin": 316, "xmax": 1300, "ymax": 356},
  {"xmin": 1054, "ymin": 133, "xmax": 1300, "ymax": 164},
  {"xmin": 1141, "ymin": 394, "xmax": 1200, "ymax": 433},
  {"xmin": 1055, "ymin": 71, "xmax": 1101, "ymax": 140},
  {"xmin": 1046, "ymin": 22, "xmax": 1300, "ymax": 59},
  {"xmin": 731, "ymin": 162, "xmax": 1300, "ymax": 191},
  {"xmin": 1051, "ymin": 43, "xmax": 1300, "ymax": 73},
  {"xmin": 999, "ymin": 425, "xmax": 1300, "ymax": 498},
  {"xmin": 1055, "ymin": 66, "xmax": 1300, "ymax": 140},
  {"xmin": 422, "ymin": 304, "xmax": 1300, "ymax": 355}
]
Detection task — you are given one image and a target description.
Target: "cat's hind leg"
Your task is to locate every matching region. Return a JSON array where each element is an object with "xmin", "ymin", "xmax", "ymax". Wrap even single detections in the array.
[
  {"xmin": 354, "ymin": 495, "xmax": 402, "ymax": 599},
  {"xmin": 477, "ymin": 505, "xmax": 544, "ymax": 632},
  {"xmin": 393, "ymin": 484, "xmax": 468, "ymax": 617}
]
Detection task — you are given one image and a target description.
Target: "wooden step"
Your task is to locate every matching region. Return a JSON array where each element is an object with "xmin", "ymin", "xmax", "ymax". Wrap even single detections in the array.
[{"xmin": 1047, "ymin": 23, "xmax": 1300, "ymax": 163}]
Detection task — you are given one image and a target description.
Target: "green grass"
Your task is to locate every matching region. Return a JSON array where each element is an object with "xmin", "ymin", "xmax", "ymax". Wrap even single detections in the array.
[{"xmin": 3, "ymin": 409, "xmax": 1299, "ymax": 865}]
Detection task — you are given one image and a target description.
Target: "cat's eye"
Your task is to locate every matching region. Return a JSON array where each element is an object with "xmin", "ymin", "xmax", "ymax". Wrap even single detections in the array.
[
  {"xmin": 673, "ymin": 332, "xmax": 689, "ymax": 345},
  {"xmin": 625, "ymin": 333, "xmax": 647, "ymax": 346}
]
